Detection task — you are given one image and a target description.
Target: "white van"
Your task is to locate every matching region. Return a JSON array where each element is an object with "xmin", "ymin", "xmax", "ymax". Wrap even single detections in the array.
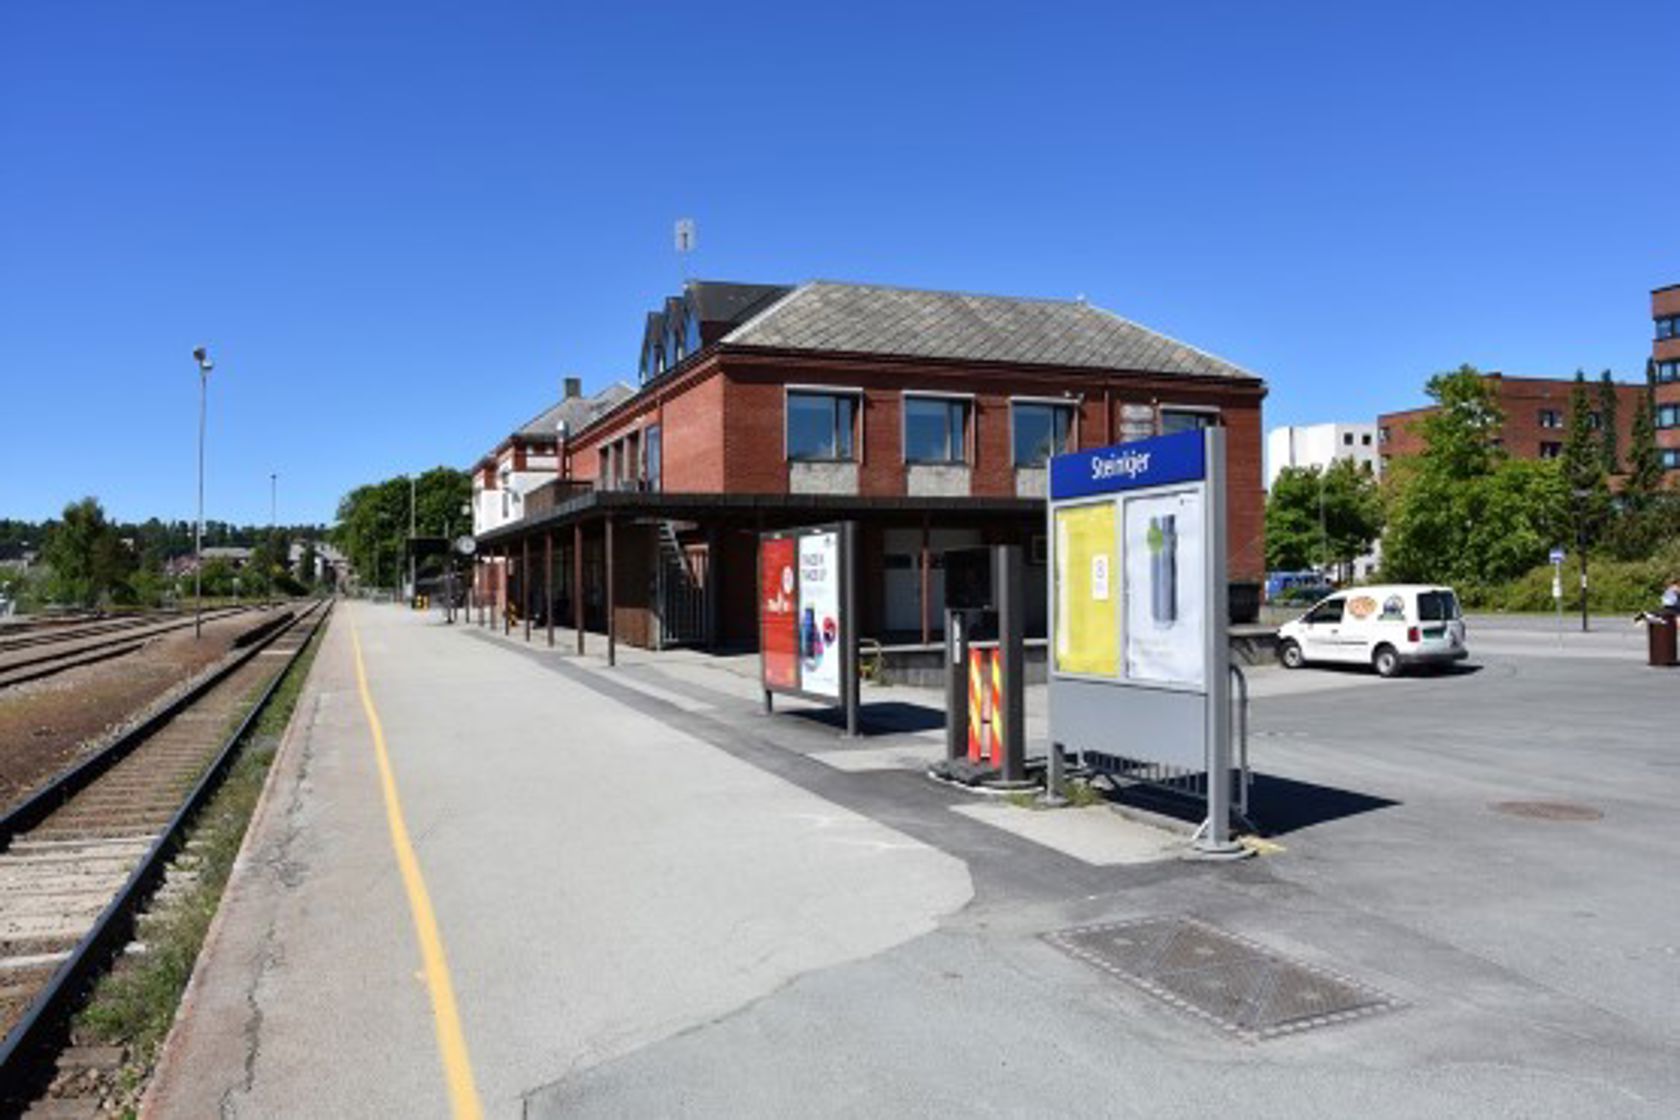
[{"xmin": 1277, "ymin": 585, "xmax": 1467, "ymax": 677}]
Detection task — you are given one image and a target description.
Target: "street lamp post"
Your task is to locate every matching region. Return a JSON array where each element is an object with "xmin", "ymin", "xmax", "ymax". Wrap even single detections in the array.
[
  {"xmin": 192, "ymin": 346, "xmax": 214, "ymax": 639},
  {"xmin": 1572, "ymin": 487, "xmax": 1592, "ymax": 633},
  {"xmin": 408, "ymin": 474, "xmax": 418, "ymax": 608},
  {"xmin": 269, "ymin": 471, "xmax": 277, "ymax": 609}
]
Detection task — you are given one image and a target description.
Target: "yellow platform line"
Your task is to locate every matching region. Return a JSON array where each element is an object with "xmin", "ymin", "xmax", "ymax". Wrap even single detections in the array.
[{"xmin": 350, "ymin": 621, "xmax": 484, "ymax": 1120}]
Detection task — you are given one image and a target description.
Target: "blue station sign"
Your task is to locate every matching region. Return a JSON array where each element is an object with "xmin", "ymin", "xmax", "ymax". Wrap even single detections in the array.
[{"xmin": 1049, "ymin": 429, "xmax": 1207, "ymax": 501}]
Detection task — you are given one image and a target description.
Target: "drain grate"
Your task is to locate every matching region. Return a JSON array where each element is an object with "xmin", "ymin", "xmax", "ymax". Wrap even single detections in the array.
[{"xmin": 1045, "ymin": 916, "xmax": 1399, "ymax": 1041}]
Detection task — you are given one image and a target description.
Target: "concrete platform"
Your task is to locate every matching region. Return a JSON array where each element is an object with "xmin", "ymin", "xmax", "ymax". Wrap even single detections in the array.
[{"xmin": 144, "ymin": 602, "xmax": 971, "ymax": 1117}]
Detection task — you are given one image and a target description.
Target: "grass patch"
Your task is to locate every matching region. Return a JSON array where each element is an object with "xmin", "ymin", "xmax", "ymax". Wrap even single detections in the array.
[
  {"xmin": 1005, "ymin": 780, "xmax": 1107, "ymax": 810},
  {"xmin": 72, "ymin": 620, "xmax": 324, "ymax": 1111}
]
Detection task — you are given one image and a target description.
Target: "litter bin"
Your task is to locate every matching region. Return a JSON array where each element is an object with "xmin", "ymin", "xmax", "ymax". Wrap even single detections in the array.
[{"xmin": 1647, "ymin": 614, "xmax": 1678, "ymax": 667}]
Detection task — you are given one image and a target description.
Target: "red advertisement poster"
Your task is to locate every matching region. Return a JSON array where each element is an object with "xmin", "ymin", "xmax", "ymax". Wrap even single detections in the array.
[{"xmin": 760, "ymin": 536, "xmax": 800, "ymax": 691}]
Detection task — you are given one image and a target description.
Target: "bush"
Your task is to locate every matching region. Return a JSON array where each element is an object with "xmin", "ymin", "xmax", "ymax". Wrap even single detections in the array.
[{"xmin": 1461, "ymin": 538, "xmax": 1680, "ymax": 614}]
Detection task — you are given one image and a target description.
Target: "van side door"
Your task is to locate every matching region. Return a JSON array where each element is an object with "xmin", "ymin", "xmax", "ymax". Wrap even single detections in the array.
[{"xmin": 1297, "ymin": 596, "xmax": 1346, "ymax": 662}]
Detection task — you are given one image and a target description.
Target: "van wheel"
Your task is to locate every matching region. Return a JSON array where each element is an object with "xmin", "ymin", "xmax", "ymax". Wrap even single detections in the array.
[
  {"xmin": 1279, "ymin": 640, "xmax": 1304, "ymax": 669},
  {"xmin": 1372, "ymin": 645, "xmax": 1401, "ymax": 678}
]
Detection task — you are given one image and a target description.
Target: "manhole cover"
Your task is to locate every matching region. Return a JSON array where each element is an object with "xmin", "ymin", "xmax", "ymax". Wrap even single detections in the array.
[
  {"xmin": 1490, "ymin": 801, "xmax": 1602, "ymax": 822},
  {"xmin": 1045, "ymin": 916, "xmax": 1399, "ymax": 1041}
]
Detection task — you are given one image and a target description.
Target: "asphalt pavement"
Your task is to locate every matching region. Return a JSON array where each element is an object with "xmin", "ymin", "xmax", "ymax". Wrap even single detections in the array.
[{"xmin": 147, "ymin": 605, "xmax": 1680, "ymax": 1118}]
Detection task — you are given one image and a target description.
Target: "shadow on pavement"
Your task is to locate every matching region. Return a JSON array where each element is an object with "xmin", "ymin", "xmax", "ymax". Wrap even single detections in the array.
[
  {"xmin": 1102, "ymin": 772, "xmax": 1400, "ymax": 837},
  {"xmin": 786, "ymin": 701, "xmax": 945, "ymax": 737}
]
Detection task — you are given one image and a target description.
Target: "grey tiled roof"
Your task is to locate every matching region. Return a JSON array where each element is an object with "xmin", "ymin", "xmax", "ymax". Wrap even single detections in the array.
[
  {"xmin": 517, "ymin": 382, "xmax": 635, "ymax": 438},
  {"xmin": 721, "ymin": 281, "xmax": 1255, "ymax": 380}
]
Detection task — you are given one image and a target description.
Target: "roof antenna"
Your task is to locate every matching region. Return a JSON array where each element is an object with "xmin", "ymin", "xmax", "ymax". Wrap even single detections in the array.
[{"xmin": 674, "ymin": 218, "xmax": 696, "ymax": 288}]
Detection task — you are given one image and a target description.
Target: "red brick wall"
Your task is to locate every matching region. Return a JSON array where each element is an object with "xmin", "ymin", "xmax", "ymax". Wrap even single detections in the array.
[
  {"xmin": 1380, "ymin": 375, "xmax": 1645, "ymax": 471},
  {"xmin": 661, "ymin": 374, "xmax": 725, "ymax": 491},
  {"xmin": 1655, "ymin": 288, "xmax": 1680, "ymax": 470}
]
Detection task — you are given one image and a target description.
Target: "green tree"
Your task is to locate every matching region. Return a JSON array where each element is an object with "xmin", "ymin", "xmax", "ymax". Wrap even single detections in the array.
[
  {"xmin": 1560, "ymin": 370, "xmax": 1610, "ymax": 547},
  {"xmin": 1626, "ymin": 388, "xmax": 1663, "ymax": 510},
  {"xmin": 1265, "ymin": 461, "xmax": 1383, "ymax": 577},
  {"xmin": 1417, "ymin": 365, "xmax": 1504, "ymax": 480},
  {"xmin": 1596, "ymin": 370, "xmax": 1620, "ymax": 476},
  {"xmin": 297, "ymin": 541, "xmax": 319, "ymax": 588},
  {"xmin": 1381, "ymin": 363, "xmax": 1567, "ymax": 587},
  {"xmin": 42, "ymin": 498, "xmax": 134, "ymax": 607},
  {"xmin": 333, "ymin": 467, "xmax": 470, "ymax": 591}
]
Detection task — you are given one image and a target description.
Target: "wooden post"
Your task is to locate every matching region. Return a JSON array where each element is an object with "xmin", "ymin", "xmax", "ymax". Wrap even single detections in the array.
[
  {"xmin": 573, "ymin": 521, "xmax": 585, "ymax": 655},
  {"xmin": 704, "ymin": 525, "xmax": 721, "ymax": 649},
  {"xmin": 605, "ymin": 515, "xmax": 616, "ymax": 667},
  {"xmin": 522, "ymin": 537, "xmax": 531, "ymax": 641},
  {"xmin": 501, "ymin": 547, "xmax": 510, "ymax": 634},
  {"xmin": 544, "ymin": 531, "xmax": 554, "ymax": 647}
]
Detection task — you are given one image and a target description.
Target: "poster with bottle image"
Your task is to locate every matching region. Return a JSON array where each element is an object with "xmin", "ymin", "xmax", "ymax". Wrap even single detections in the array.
[
  {"xmin": 1123, "ymin": 489, "xmax": 1204, "ymax": 687},
  {"xmin": 796, "ymin": 530, "xmax": 841, "ymax": 698}
]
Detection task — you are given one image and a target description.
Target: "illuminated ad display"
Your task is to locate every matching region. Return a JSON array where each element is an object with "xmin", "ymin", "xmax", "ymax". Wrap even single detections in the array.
[
  {"xmin": 759, "ymin": 535, "xmax": 800, "ymax": 691},
  {"xmin": 759, "ymin": 525, "xmax": 850, "ymax": 703},
  {"xmin": 1047, "ymin": 429, "xmax": 1212, "ymax": 692},
  {"xmin": 796, "ymin": 530, "xmax": 842, "ymax": 699}
]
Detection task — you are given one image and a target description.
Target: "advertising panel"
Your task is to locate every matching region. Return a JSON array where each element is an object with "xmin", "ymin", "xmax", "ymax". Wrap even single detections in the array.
[
  {"xmin": 1122, "ymin": 489, "xmax": 1205, "ymax": 688},
  {"xmin": 1052, "ymin": 503, "xmax": 1119, "ymax": 677},
  {"xmin": 760, "ymin": 536, "xmax": 800, "ymax": 691},
  {"xmin": 796, "ymin": 530, "xmax": 842, "ymax": 698}
]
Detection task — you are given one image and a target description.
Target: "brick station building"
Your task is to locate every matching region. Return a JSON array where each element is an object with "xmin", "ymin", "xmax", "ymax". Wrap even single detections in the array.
[
  {"xmin": 471, "ymin": 280, "xmax": 1267, "ymax": 653},
  {"xmin": 1654, "ymin": 283, "xmax": 1680, "ymax": 475},
  {"xmin": 1377, "ymin": 371, "xmax": 1645, "ymax": 470}
]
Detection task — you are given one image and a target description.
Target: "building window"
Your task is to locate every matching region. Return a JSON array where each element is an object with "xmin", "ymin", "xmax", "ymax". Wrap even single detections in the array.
[
  {"xmin": 1662, "ymin": 448, "xmax": 1680, "ymax": 470},
  {"xmin": 1012, "ymin": 402, "xmax": 1074, "ymax": 467},
  {"xmin": 1657, "ymin": 360, "xmax": 1680, "ymax": 383},
  {"xmin": 1342, "ymin": 432, "xmax": 1354, "ymax": 446},
  {"xmin": 1538, "ymin": 409, "xmax": 1562, "ymax": 429},
  {"xmin": 1539, "ymin": 441, "xmax": 1563, "ymax": 459},
  {"xmin": 1657, "ymin": 315, "xmax": 1678, "ymax": 340},
  {"xmin": 644, "ymin": 425, "xmax": 662, "ymax": 490},
  {"xmin": 1587, "ymin": 411, "xmax": 1603, "ymax": 430},
  {"xmin": 787, "ymin": 391, "xmax": 857, "ymax": 461},
  {"xmin": 1379, "ymin": 426, "xmax": 1390, "ymax": 444},
  {"xmin": 903, "ymin": 396, "xmax": 968, "ymax": 464},
  {"xmin": 1361, "ymin": 433, "xmax": 1373, "ymax": 446},
  {"xmin": 1657, "ymin": 404, "xmax": 1680, "ymax": 430},
  {"xmin": 1160, "ymin": 408, "xmax": 1215, "ymax": 435}
]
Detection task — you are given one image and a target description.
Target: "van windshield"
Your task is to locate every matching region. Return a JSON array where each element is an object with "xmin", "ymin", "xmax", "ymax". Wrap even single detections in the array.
[{"xmin": 1417, "ymin": 590, "xmax": 1460, "ymax": 621}]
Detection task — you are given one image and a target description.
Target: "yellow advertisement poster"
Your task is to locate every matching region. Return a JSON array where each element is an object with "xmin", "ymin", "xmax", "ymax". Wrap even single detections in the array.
[{"xmin": 1054, "ymin": 502, "xmax": 1119, "ymax": 676}]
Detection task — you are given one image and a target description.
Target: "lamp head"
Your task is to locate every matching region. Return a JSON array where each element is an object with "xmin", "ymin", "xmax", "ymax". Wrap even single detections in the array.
[{"xmin": 192, "ymin": 346, "xmax": 213, "ymax": 372}]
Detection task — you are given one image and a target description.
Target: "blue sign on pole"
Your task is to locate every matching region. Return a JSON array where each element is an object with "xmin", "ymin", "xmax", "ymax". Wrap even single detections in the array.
[
  {"xmin": 1048, "ymin": 429, "xmax": 1207, "ymax": 501},
  {"xmin": 1549, "ymin": 547, "xmax": 1566, "ymax": 565}
]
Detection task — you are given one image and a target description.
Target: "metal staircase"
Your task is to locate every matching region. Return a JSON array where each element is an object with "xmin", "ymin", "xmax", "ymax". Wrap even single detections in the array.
[{"xmin": 654, "ymin": 521, "xmax": 708, "ymax": 648}]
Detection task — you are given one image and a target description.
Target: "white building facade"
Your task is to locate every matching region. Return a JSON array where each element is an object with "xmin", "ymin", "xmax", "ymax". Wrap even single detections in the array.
[
  {"xmin": 1265, "ymin": 422, "xmax": 1382, "ymax": 581},
  {"xmin": 1266, "ymin": 422, "xmax": 1380, "ymax": 489}
]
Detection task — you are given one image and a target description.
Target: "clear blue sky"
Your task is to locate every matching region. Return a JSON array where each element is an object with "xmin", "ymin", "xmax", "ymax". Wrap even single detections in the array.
[{"xmin": 2, "ymin": 1, "xmax": 1675, "ymax": 525}]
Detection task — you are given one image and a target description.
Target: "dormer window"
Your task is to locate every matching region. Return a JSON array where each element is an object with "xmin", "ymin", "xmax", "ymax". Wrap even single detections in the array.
[{"xmin": 684, "ymin": 298, "xmax": 702, "ymax": 354}]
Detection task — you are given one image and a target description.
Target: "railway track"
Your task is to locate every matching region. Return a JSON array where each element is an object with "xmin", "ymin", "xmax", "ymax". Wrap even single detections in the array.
[
  {"xmin": 0, "ymin": 599, "xmax": 331, "ymax": 1112},
  {"xmin": 0, "ymin": 606, "xmax": 261, "ymax": 691}
]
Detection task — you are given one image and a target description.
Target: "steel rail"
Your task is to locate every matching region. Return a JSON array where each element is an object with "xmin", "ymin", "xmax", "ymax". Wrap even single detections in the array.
[
  {"xmin": 0, "ymin": 605, "xmax": 254, "ymax": 657},
  {"xmin": 0, "ymin": 598, "xmax": 331, "ymax": 1097}
]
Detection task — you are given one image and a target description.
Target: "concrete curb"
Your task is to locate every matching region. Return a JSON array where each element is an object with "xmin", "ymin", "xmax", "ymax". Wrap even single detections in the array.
[{"xmin": 137, "ymin": 610, "xmax": 335, "ymax": 1119}]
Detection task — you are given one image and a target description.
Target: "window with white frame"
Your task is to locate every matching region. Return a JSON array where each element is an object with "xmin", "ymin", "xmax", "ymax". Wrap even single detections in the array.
[
  {"xmin": 786, "ymin": 391, "xmax": 858, "ymax": 461},
  {"xmin": 1011, "ymin": 401, "xmax": 1074, "ymax": 467},
  {"xmin": 903, "ymin": 396, "xmax": 969, "ymax": 464},
  {"xmin": 1160, "ymin": 408, "xmax": 1216, "ymax": 434}
]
